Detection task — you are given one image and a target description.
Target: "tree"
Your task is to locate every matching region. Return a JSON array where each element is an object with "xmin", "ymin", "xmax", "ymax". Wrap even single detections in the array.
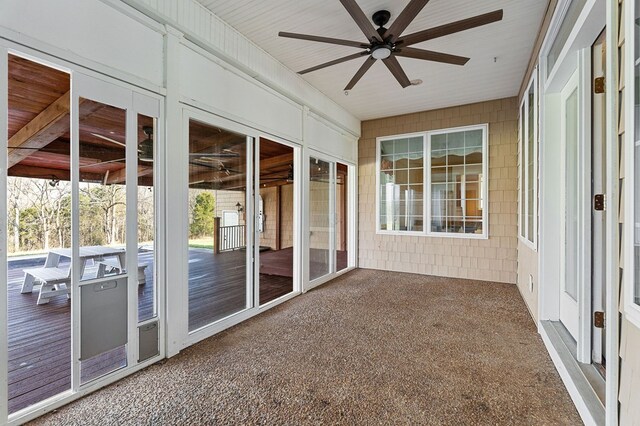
[{"xmin": 190, "ymin": 192, "xmax": 215, "ymax": 238}]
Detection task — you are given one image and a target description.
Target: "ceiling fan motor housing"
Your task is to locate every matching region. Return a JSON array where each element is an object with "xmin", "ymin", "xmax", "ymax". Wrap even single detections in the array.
[{"xmin": 372, "ymin": 10, "xmax": 391, "ymax": 28}]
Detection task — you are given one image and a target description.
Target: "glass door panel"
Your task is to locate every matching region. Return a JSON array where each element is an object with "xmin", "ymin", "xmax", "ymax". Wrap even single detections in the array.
[
  {"xmin": 560, "ymin": 70, "xmax": 580, "ymax": 340},
  {"xmin": 336, "ymin": 163, "xmax": 349, "ymax": 273},
  {"xmin": 137, "ymin": 114, "xmax": 156, "ymax": 323},
  {"xmin": 188, "ymin": 120, "xmax": 250, "ymax": 331},
  {"xmin": 5, "ymin": 54, "xmax": 72, "ymax": 413},
  {"xmin": 76, "ymin": 97, "xmax": 129, "ymax": 384},
  {"xmin": 258, "ymin": 138, "xmax": 295, "ymax": 305},
  {"xmin": 309, "ymin": 157, "xmax": 334, "ymax": 281}
]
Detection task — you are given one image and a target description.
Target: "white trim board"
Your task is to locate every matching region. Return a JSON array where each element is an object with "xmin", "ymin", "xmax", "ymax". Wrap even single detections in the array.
[{"xmin": 539, "ymin": 321, "xmax": 604, "ymax": 426}]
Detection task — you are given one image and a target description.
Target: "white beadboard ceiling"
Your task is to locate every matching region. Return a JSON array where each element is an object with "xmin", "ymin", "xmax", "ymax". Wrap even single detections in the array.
[{"xmin": 195, "ymin": 0, "xmax": 546, "ymax": 120}]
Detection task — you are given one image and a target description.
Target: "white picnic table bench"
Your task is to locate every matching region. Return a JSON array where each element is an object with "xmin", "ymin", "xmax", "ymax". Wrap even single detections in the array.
[{"xmin": 20, "ymin": 246, "xmax": 147, "ymax": 305}]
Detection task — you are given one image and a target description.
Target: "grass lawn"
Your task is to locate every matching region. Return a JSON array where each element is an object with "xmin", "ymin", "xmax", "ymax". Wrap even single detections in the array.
[{"xmin": 188, "ymin": 237, "xmax": 214, "ymax": 250}]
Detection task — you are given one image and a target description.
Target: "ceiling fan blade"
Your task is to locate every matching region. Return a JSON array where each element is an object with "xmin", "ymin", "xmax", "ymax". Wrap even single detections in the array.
[
  {"xmin": 299, "ymin": 51, "xmax": 368, "ymax": 75},
  {"xmin": 278, "ymin": 32, "xmax": 368, "ymax": 48},
  {"xmin": 344, "ymin": 56, "xmax": 376, "ymax": 91},
  {"xmin": 90, "ymin": 133, "xmax": 126, "ymax": 148},
  {"xmin": 397, "ymin": 10, "xmax": 504, "ymax": 47},
  {"xmin": 384, "ymin": 0, "xmax": 431, "ymax": 43},
  {"xmin": 188, "ymin": 152, "xmax": 239, "ymax": 158},
  {"xmin": 79, "ymin": 158, "xmax": 126, "ymax": 168},
  {"xmin": 382, "ymin": 56, "xmax": 411, "ymax": 88},
  {"xmin": 339, "ymin": 0, "xmax": 382, "ymax": 43},
  {"xmin": 395, "ymin": 47, "xmax": 469, "ymax": 65}
]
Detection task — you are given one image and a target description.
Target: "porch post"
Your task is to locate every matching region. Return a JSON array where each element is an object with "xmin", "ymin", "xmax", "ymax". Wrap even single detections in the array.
[{"xmin": 213, "ymin": 217, "xmax": 221, "ymax": 254}]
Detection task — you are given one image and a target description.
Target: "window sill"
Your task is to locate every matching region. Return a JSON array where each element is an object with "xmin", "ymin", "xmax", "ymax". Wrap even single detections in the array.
[
  {"xmin": 624, "ymin": 303, "xmax": 640, "ymax": 330},
  {"xmin": 376, "ymin": 230, "xmax": 488, "ymax": 240},
  {"xmin": 518, "ymin": 235, "xmax": 538, "ymax": 252}
]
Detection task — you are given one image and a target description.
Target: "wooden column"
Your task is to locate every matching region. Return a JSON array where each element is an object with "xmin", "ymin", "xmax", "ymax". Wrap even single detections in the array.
[
  {"xmin": 275, "ymin": 186, "xmax": 281, "ymax": 251},
  {"xmin": 340, "ymin": 182, "xmax": 347, "ymax": 252},
  {"xmin": 213, "ymin": 217, "xmax": 221, "ymax": 254}
]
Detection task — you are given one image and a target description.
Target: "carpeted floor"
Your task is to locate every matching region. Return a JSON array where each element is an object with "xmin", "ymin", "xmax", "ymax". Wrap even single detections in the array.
[{"xmin": 31, "ymin": 269, "xmax": 581, "ymax": 425}]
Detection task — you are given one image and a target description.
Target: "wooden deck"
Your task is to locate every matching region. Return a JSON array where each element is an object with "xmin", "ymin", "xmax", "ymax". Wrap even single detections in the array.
[{"xmin": 7, "ymin": 248, "xmax": 295, "ymax": 414}]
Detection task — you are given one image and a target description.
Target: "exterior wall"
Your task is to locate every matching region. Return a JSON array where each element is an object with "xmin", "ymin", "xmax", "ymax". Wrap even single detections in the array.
[
  {"xmin": 620, "ymin": 316, "xmax": 640, "ymax": 424},
  {"xmin": 309, "ymin": 180, "xmax": 330, "ymax": 251},
  {"xmin": 618, "ymin": 0, "xmax": 640, "ymax": 422},
  {"xmin": 213, "ymin": 190, "xmax": 245, "ymax": 225},
  {"xmin": 259, "ymin": 187, "xmax": 277, "ymax": 249},
  {"xmin": 358, "ymin": 98, "xmax": 519, "ymax": 284},
  {"xmin": 517, "ymin": 242, "xmax": 539, "ymax": 321},
  {"xmin": 281, "ymin": 184, "xmax": 294, "ymax": 249}
]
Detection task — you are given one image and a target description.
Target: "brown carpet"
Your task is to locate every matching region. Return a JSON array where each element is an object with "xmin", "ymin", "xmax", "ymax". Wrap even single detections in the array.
[{"xmin": 31, "ymin": 269, "xmax": 581, "ymax": 425}]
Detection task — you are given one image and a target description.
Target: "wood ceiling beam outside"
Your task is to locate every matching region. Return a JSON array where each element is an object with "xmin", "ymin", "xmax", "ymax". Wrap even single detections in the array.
[
  {"xmin": 8, "ymin": 93, "xmax": 104, "ymax": 168},
  {"xmin": 258, "ymin": 152, "xmax": 293, "ymax": 170},
  {"xmin": 106, "ymin": 165, "xmax": 153, "ymax": 185},
  {"xmin": 8, "ymin": 164, "xmax": 102, "ymax": 183}
]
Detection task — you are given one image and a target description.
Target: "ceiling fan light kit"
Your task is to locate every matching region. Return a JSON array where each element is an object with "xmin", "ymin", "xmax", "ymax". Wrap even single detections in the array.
[{"xmin": 279, "ymin": 0, "xmax": 503, "ymax": 90}]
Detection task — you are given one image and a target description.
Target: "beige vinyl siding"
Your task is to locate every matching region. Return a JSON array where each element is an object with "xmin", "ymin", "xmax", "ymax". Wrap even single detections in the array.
[
  {"xmin": 517, "ymin": 242, "xmax": 539, "ymax": 322},
  {"xmin": 358, "ymin": 98, "xmax": 518, "ymax": 283},
  {"xmin": 619, "ymin": 0, "xmax": 640, "ymax": 422}
]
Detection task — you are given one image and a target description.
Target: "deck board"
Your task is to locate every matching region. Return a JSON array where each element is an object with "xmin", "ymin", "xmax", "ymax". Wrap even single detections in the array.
[{"xmin": 7, "ymin": 247, "xmax": 295, "ymax": 414}]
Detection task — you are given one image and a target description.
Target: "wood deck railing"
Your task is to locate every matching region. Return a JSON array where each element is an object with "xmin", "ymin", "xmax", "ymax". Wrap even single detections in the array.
[{"xmin": 217, "ymin": 224, "xmax": 245, "ymax": 252}]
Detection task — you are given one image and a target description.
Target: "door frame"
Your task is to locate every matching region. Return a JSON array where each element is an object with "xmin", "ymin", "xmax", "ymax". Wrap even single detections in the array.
[
  {"xmin": 255, "ymin": 134, "xmax": 303, "ymax": 308},
  {"xmin": 304, "ymin": 148, "xmax": 356, "ymax": 292},
  {"xmin": 1, "ymin": 43, "xmax": 166, "ymax": 426},
  {"xmin": 179, "ymin": 106, "xmax": 304, "ymax": 350},
  {"xmin": 537, "ymin": 0, "xmax": 617, "ymax": 423},
  {"xmin": 559, "ymin": 67, "xmax": 581, "ymax": 342}
]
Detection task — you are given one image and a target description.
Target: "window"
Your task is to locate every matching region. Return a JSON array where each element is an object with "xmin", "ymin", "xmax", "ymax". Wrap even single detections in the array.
[
  {"xmin": 629, "ymin": 0, "xmax": 640, "ymax": 319},
  {"xmin": 376, "ymin": 124, "xmax": 488, "ymax": 238},
  {"xmin": 519, "ymin": 71, "xmax": 538, "ymax": 248}
]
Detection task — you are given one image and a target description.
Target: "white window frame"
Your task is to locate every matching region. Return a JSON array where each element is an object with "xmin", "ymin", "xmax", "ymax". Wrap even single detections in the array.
[
  {"xmin": 375, "ymin": 124, "xmax": 489, "ymax": 239},
  {"xmin": 518, "ymin": 69, "xmax": 539, "ymax": 250},
  {"xmin": 624, "ymin": 0, "xmax": 640, "ymax": 327}
]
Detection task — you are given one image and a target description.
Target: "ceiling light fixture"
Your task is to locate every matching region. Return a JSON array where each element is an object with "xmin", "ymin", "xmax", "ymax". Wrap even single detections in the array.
[{"xmin": 370, "ymin": 45, "xmax": 392, "ymax": 60}]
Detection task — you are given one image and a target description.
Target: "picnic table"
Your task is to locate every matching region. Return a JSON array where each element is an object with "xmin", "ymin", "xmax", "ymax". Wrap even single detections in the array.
[{"xmin": 21, "ymin": 246, "xmax": 126, "ymax": 305}]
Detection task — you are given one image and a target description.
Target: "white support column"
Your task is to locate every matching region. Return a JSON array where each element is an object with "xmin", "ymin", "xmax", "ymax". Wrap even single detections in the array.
[
  {"xmin": 163, "ymin": 25, "xmax": 185, "ymax": 357},
  {"xmin": 0, "ymin": 47, "xmax": 9, "ymax": 424},
  {"xmin": 301, "ymin": 108, "xmax": 310, "ymax": 292},
  {"xmin": 126, "ymin": 104, "xmax": 139, "ymax": 366}
]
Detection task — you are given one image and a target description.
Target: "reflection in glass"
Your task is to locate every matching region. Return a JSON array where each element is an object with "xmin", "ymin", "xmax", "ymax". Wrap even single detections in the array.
[
  {"xmin": 258, "ymin": 138, "xmax": 294, "ymax": 305},
  {"xmin": 6, "ymin": 55, "xmax": 72, "ymax": 412},
  {"xmin": 188, "ymin": 120, "xmax": 248, "ymax": 331},
  {"xmin": 429, "ymin": 129, "xmax": 484, "ymax": 235},
  {"xmin": 78, "ymin": 99, "xmax": 127, "ymax": 281},
  {"xmin": 379, "ymin": 136, "xmax": 425, "ymax": 231},
  {"xmin": 77, "ymin": 98, "xmax": 129, "ymax": 384},
  {"xmin": 337, "ymin": 163, "xmax": 349, "ymax": 272},
  {"xmin": 527, "ymin": 84, "xmax": 536, "ymax": 239},
  {"xmin": 137, "ymin": 114, "xmax": 156, "ymax": 322},
  {"xmin": 309, "ymin": 157, "xmax": 332, "ymax": 280}
]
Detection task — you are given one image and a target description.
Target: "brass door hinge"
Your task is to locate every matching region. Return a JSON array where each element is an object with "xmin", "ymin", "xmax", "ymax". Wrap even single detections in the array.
[
  {"xmin": 594, "ymin": 311, "xmax": 605, "ymax": 328},
  {"xmin": 594, "ymin": 77, "xmax": 605, "ymax": 94},
  {"xmin": 594, "ymin": 194, "xmax": 606, "ymax": 211}
]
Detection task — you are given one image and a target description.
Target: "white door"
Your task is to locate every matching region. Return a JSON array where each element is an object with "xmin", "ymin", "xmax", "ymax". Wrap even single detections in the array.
[
  {"xmin": 591, "ymin": 31, "xmax": 607, "ymax": 365},
  {"xmin": 72, "ymin": 72, "xmax": 163, "ymax": 387},
  {"xmin": 560, "ymin": 69, "xmax": 580, "ymax": 339}
]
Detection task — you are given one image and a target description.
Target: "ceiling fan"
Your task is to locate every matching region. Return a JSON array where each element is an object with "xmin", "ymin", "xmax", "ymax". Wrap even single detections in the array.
[{"xmin": 279, "ymin": 0, "xmax": 503, "ymax": 90}]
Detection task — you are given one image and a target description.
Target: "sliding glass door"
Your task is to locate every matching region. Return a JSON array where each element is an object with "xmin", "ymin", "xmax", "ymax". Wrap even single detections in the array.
[
  {"xmin": 4, "ymin": 52, "xmax": 163, "ymax": 417},
  {"xmin": 187, "ymin": 119, "xmax": 252, "ymax": 331},
  {"xmin": 309, "ymin": 157, "xmax": 334, "ymax": 281},
  {"xmin": 257, "ymin": 138, "xmax": 297, "ymax": 306},
  {"xmin": 307, "ymin": 154, "xmax": 352, "ymax": 286}
]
